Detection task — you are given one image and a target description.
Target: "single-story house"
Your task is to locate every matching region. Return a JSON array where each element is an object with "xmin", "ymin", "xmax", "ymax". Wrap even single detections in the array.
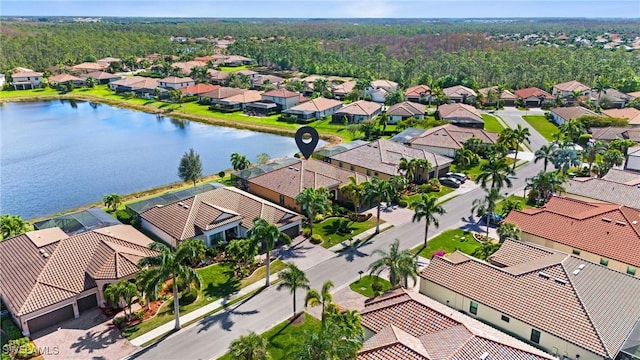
[
  {"xmin": 314, "ymin": 140, "xmax": 369, "ymax": 159},
  {"xmin": 159, "ymin": 76, "xmax": 196, "ymax": 90},
  {"xmin": 96, "ymin": 57, "xmax": 121, "ymax": 67},
  {"xmin": 109, "ymin": 76, "xmax": 160, "ymax": 98},
  {"xmin": 590, "ymin": 127, "xmax": 640, "ymax": 142},
  {"xmin": 179, "ymin": 83, "xmax": 220, "ymax": 96},
  {"xmin": 211, "ymin": 90, "xmax": 262, "ymax": 112},
  {"xmin": 326, "ymin": 139, "xmax": 452, "ymax": 181},
  {"xmin": 199, "ymin": 86, "xmax": 247, "ymax": 103},
  {"xmin": 602, "ymin": 108, "xmax": 640, "ymax": 127},
  {"xmin": 234, "ymin": 69, "xmax": 258, "ymax": 80},
  {"xmin": 260, "ymin": 89, "xmax": 304, "ymax": 111},
  {"xmin": 365, "ymin": 79, "xmax": 398, "ymax": 103},
  {"xmin": 208, "ymin": 69, "xmax": 230, "ymax": 84},
  {"xmin": 398, "ymin": 124, "xmax": 498, "ymax": 158},
  {"xmin": 552, "ymin": 80, "xmax": 591, "ymax": 101},
  {"xmin": 300, "ymin": 75, "xmax": 327, "ymax": 95},
  {"xmin": 368, "ymin": 88, "xmax": 389, "ymax": 103},
  {"xmin": 47, "ymin": 73, "xmax": 85, "ymax": 87},
  {"xmin": 0, "ymin": 225, "xmax": 156, "ymax": 335},
  {"xmin": 385, "ymin": 101, "xmax": 425, "ymax": 123},
  {"xmin": 626, "ymin": 145, "xmax": 640, "ymax": 172},
  {"xmin": 514, "ymin": 87, "xmax": 554, "ymax": 107},
  {"xmin": 420, "ymin": 239, "xmax": 640, "ymax": 360},
  {"xmin": 80, "ymin": 71, "xmax": 121, "ymax": 84},
  {"xmin": 71, "ymin": 62, "xmax": 109, "ymax": 73},
  {"xmin": 442, "ymin": 85, "xmax": 477, "ymax": 103},
  {"xmin": 140, "ymin": 187, "xmax": 302, "ymax": 247},
  {"xmin": 563, "ymin": 169, "xmax": 640, "ymax": 209},
  {"xmin": 333, "ymin": 100, "xmax": 382, "ymax": 124},
  {"xmin": 404, "ymin": 84, "xmax": 431, "ymax": 103},
  {"xmin": 358, "ymin": 287, "xmax": 555, "ymax": 360},
  {"xmin": 240, "ymin": 158, "xmax": 369, "ymax": 212},
  {"xmin": 549, "ymin": 106, "xmax": 599, "ymax": 125},
  {"xmin": 331, "ymin": 81, "xmax": 357, "ymax": 99},
  {"xmin": 282, "ymin": 97, "xmax": 343, "ymax": 121},
  {"xmin": 11, "ymin": 71, "xmax": 43, "ymax": 90},
  {"xmin": 437, "ymin": 103, "xmax": 484, "ymax": 128},
  {"xmin": 477, "ymin": 86, "xmax": 517, "ymax": 107},
  {"xmin": 222, "ymin": 55, "xmax": 254, "ymax": 67},
  {"xmin": 170, "ymin": 61, "xmax": 207, "ymax": 76},
  {"xmin": 594, "ymin": 89, "xmax": 632, "ymax": 109},
  {"xmin": 251, "ymin": 74, "xmax": 284, "ymax": 90}
]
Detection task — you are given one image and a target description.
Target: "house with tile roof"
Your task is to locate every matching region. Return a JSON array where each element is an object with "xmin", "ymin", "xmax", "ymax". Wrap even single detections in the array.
[
  {"xmin": 396, "ymin": 124, "xmax": 498, "ymax": 158},
  {"xmin": 199, "ymin": 86, "xmax": 246, "ymax": 103},
  {"xmin": 239, "ymin": 158, "xmax": 369, "ymax": 212},
  {"xmin": 282, "ymin": 97, "xmax": 343, "ymax": 121},
  {"xmin": 549, "ymin": 106, "xmax": 600, "ymax": 125},
  {"xmin": 551, "ymin": 80, "xmax": 591, "ymax": 100},
  {"xmin": 333, "ymin": 100, "xmax": 382, "ymax": 123},
  {"xmin": 79, "ymin": 71, "xmax": 121, "ymax": 84},
  {"xmin": 564, "ymin": 170, "xmax": 640, "ymax": 210},
  {"xmin": 442, "ymin": 85, "xmax": 477, "ymax": 104},
  {"xmin": 170, "ymin": 61, "xmax": 207, "ymax": 76},
  {"xmin": 11, "ymin": 71, "xmax": 43, "ymax": 90},
  {"xmin": 358, "ymin": 287, "xmax": 555, "ymax": 360},
  {"xmin": 326, "ymin": 139, "xmax": 452, "ymax": 181},
  {"xmin": 0, "ymin": 225, "xmax": 157, "ymax": 335},
  {"xmin": 437, "ymin": 103, "xmax": 484, "ymax": 128},
  {"xmin": 109, "ymin": 76, "xmax": 161, "ymax": 98},
  {"xmin": 478, "ymin": 86, "xmax": 518, "ymax": 107},
  {"xmin": 140, "ymin": 187, "xmax": 302, "ymax": 248},
  {"xmin": 419, "ymin": 239, "xmax": 640, "ymax": 360},
  {"xmin": 405, "ymin": 85, "xmax": 432, "ymax": 103},
  {"xmin": 386, "ymin": 101, "xmax": 425, "ymax": 123},
  {"xmin": 179, "ymin": 83, "xmax": 220, "ymax": 96},
  {"xmin": 208, "ymin": 69, "xmax": 230, "ymax": 84},
  {"xmin": 504, "ymin": 196, "xmax": 640, "ymax": 277},
  {"xmin": 331, "ymin": 80, "xmax": 357, "ymax": 99},
  {"xmin": 96, "ymin": 57, "xmax": 121, "ymax": 67},
  {"xmin": 602, "ymin": 108, "xmax": 640, "ymax": 127},
  {"xmin": 159, "ymin": 76, "xmax": 196, "ymax": 90},
  {"xmin": 626, "ymin": 145, "xmax": 640, "ymax": 172},
  {"xmin": 594, "ymin": 89, "xmax": 632, "ymax": 109},
  {"xmin": 47, "ymin": 73, "xmax": 85, "ymax": 87},
  {"xmin": 251, "ymin": 74, "xmax": 284, "ymax": 90},
  {"xmin": 260, "ymin": 89, "xmax": 304, "ymax": 110},
  {"xmin": 364, "ymin": 79, "xmax": 398, "ymax": 103},
  {"xmin": 210, "ymin": 90, "xmax": 262, "ymax": 112},
  {"xmin": 71, "ymin": 62, "xmax": 109, "ymax": 73},
  {"xmin": 590, "ymin": 127, "xmax": 640, "ymax": 142},
  {"xmin": 514, "ymin": 87, "xmax": 554, "ymax": 107}
]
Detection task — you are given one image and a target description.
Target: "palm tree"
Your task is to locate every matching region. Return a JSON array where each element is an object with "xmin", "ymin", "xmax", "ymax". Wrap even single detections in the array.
[
  {"xmin": 102, "ymin": 193, "xmax": 122, "ymax": 212},
  {"xmin": 558, "ymin": 118, "xmax": 585, "ymax": 143},
  {"xmin": 228, "ymin": 331, "xmax": 269, "ymax": 360},
  {"xmin": 477, "ymin": 156, "xmax": 515, "ymax": 190},
  {"xmin": 85, "ymin": 77, "xmax": 95, "ymax": 88},
  {"xmin": 498, "ymin": 128, "xmax": 518, "ymax": 153},
  {"xmin": 286, "ymin": 313, "xmax": 363, "ymax": 360},
  {"xmin": 312, "ymin": 78, "xmax": 329, "ymax": 96},
  {"xmin": 138, "ymin": 240, "xmax": 204, "ymax": 330},
  {"xmin": 571, "ymin": 89, "xmax": 583, "ymax": 105},
  {"xmin": 454, "ymin": 148, "xmax": 479, "ymax": 170},
  {"xmin": 583, "ymin": 140, "xmax": 608, "ymax": 173},
  {"xmin": 277, "ymin": 263, "xmax": 310, "ymax": 318},
  {"xmin": 551, "ymin": 147, "xmax": 581, "ymax": 174},
  {"xmin": 398, "ymin": 157, "xmax": 416, "ymax": 182},
  {"xmin": 247, "ymin": 218, "xmax": 291, "ymax": 287},
  {"xmin": 472, "ymin": 188, "xmax": 504, "ymax": 238},
  {"xmin": 609, "ymin": 139, "xmax": 636, "ymax": 157},
  {"xmin": 305, "ymin": 280, "xmax": 335, "ymax": 323},
  {"xmin": 471, "ymin": 241, "xmax": 500, "ymax": 260},
  {"xmin": 135, "ymin": 268, "xmax": 156, "ymax": 311},
  {"xmin": 497, "ymin": 222, "xmax": 521, "ymax": 243},
  {"xmin": 411, "ymin": 194, "xmax": 446, "ymax": 247},
  {"xmin": 355, "ymin": 78, "xmax": 372, "ymax": 100},
  {"xmin": 340, "ymin": 176, "xmax": 364, "ymax": 214},
  {"xmin": 104, "ymin": 280, "xmax": 139, "ymax": 321},
  {"xmin": 594, "ymin": 77, "xmax": 609, "ymax": 110},
  {"xmin": 0, "ymin": 214, "xmax": 29, "ymax": 239},
  {"xmin": 414, "ymin": 158, "xmax": 433, "ymax": 182},
  {"xmin": 178, "ymin": 148, "xmax": 203, "ymax": 187},
  {"xmin": 295, "ymin": 187, "xmax": 331, "ymax": 236},
  {"xmin": 230, "ymin": 152, "xmax": 251, "ymax": 171},
  {"xmin": 369, "ymin": 239, "xmax": 417, "ymax": 288},
  {"xmin": 534, "ymin": 144, "xmax": 556, "ymax": 172},
  {"xmin": 362, "ymin": 178, "xmax": 394, "ymax": 234},
  {"xmin": 512, "ymin": 125, "xmax": 531, "ymax": 170},
  {"xmin": 527, "ymin": 171, "xmax": 567, "ymax": 205}
]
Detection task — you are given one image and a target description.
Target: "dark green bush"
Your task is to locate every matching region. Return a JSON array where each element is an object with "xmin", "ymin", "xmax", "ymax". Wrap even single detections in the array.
[
  {"xmin": 397, "ymin": 199, "xmax": 408, "ymax": 208},
  {"xmin": 115, "ymin": 210, "xmax": 132, "ymax": 224},
  {"xmin": 218, "ymin": 171, "xmax": 226, "ymax": 178}
]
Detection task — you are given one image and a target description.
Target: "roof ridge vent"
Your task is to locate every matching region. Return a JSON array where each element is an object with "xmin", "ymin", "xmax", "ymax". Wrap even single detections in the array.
[
  {"xmin": 538, "ymin": 272, "xmax": 551, "ymax": 279},
  {"xmin": 178, "ymin": 202, "xmax": 184, "ymax": 206},
  {"xmin": 615, "ymin": 220, "xmax": 626, "ymax": 226},
  {"xmin": 554, "ymin": 278, "xmax": 567, "ymax": 285},
  {"xmin": 578, "ymin": 264, "xmax": 585, "ymax": 270},
  {"xmin": 601, "ymin": 217, "xmax": 612, "ymax": 222},
  {"xmin": 39, "ymin": 248, "xmax": 45, "ymax": 254},
  {"xmin": 572, "ymin": 269, "xmax": 581, "ymax": 275}
]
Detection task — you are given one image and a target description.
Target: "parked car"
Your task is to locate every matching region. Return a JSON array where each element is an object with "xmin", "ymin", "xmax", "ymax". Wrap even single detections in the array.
[
  {"xmin": 438, "ymin": 177, "xmax": 461, "ymax": 188},
  {"xmin": 481, "ymin": 212, "xmax": 503, "ymax": 226},
  {"xmin": 446, "ymin": 172, "xmax": 467, "ymax": 183}
]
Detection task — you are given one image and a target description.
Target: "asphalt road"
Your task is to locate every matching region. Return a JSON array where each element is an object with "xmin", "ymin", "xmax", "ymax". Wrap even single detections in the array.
[{"xmin": 495, "ymin": 108, "xmax": 548, "ymax": 151}]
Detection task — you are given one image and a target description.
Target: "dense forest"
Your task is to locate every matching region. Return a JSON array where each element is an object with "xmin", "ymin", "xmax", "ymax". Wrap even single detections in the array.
[{"xmin": 2, "ymin": 19, "xmax": 639, "ymax": 91}]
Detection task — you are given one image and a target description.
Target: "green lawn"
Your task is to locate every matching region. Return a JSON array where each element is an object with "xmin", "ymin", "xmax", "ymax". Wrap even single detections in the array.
[
  {"xmin": 0, "ymin": 87, "xmax": 59, "ymax": 98},
  {"xmin": 124, "ymin": 260, "xmax": 285, "ymax": 340},
  {"xmin": 219, "ymin": 65, "xmax": 249, "ymax": 72},
  {"xmin": 218, "ymin": 313, "xmax": 321, "ymax": 360},
  {"xmin": 451, "ymin": 157, "xmax": 515, "ymax": 182},
  {"xmin": 412, "ymin": 229, "xmax": 482, "ymax": 259},
  {"xmin": 312, "ymin": 217, "xmax": 380, "ymax": 248},
  {"xmin": 495, "ymin": 195, "xmax": 535, "ymax": 217},
  {"xmin": 349, "ymin": 275, "xmax": 392, "ymax": 298},
  {"xmin": 522, "ymin": 115, "xmax": 559, "ymax": 141},
  {"xmin": 482, "ymin": 114, "xmax": 504, "ymax": 133},
  {"xmin": 402, "ymin": 186, "xmax": 454, "ymax": 206}
]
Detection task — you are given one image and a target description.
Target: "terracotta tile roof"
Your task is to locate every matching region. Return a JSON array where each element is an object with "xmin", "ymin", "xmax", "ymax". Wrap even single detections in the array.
[
  {"xmin": 96, "ymin": 57, "xmax": 121, "ymax": 65},
  {"xmin": 478, "ymin": 87, "xmax": 518, "ymax": 100},
  {"xmin": 332, "ymin": 81, "xmax": 356, "ymax": 95},
  {"xmin": 488, "ymin": 239, "xmax": 556, "ymax": 267},
  {"xmin": 386, "ymin": 101, "xmax": 425, "ymax": 117},
  {"xmin": 628, "ymin": 91, "xmax": 640, "ymax": 99},
  {"xmin": 370, "ymin": 79, "xmax": 398, "ymax": 89},
  {"xmin": 71, "ymin": 62, "xmax": 108, "ymax": 71},
  {"xmin": 140, "ymin": 187, "xmax": 302, "ymax": 245},
  {"xmin": 12, "ymin": 71, "xmax": 43, "ymax": 77},
  {"xmin": 207, "ymin": 69, "xmax": 230, "ymax": 81},
  {"xmin": 262, "ymin": 89, "xmax": 300, "ymax": 98},
  {"xmin": 284, "ymin": 97, "xmax": 343, "ymax": 114},
  {"xmin": 111, "ymin": 76, "xmax": 146, "ymax": 86},
  {"xmin": 235, "ymin": 69, "xmax": 257, "ymax": 76},
  {"xmin": 420, "ymin": 248, "xmax": 640, "ymax": 358},
  {"xmin": 359, "ymin": 288, "xmax": 554, "ymax": 360},
  {"xmin": 335, "ymin": 100, "xmax": 382, "ymax": 116},
  {"xmin": 48, "ymin": 74, "xmax": 84, "ymax": 83},
  {"xmin": 602, "ymin": 108, "xmax": 640, "ymax": 126},
  {"xmin": 179, "ymin": 84, "xmax": 219, "ymax": 95},
  {"xmin": 170, "ymin": 61, "xmax": 207, "ymax": 74},
  {"xmin": 597, "ymin": 89, "xmax": 631, "ymax": 102},
  {"xmin": 551, "ymin": 106, "xmax": 599, "ymax": 121},
  {"xmin": 408, "ymin": 124, "xmax": 498, "ymax": 150},
  {"xmin": 505, "ymin": 196, "xmax": 640, "ymax": 267},
  {"xmin": 13, "ymin": 67, "xmax": 34, "ymax": 73},
  {"xmin": 437, "ymin": 103, "xmax": 483, "ymax": 124},
  {"xmin": 405, "ymin": 85, "xmax": 431, "ymax": 97},
  {"xmin": 200, "ymin": 86, "xmax": 246, "ymax": 100},
  {"xmin": 565, "ymin": 175, "xmax": 640, "ymax": 210},
  {"xmin": 515, "ymin": 87, "xmax": 554, "ymax": 100},
  {"xmin": 0, "ymin": 225, "xmax": 155, "ymax": 316},
  {"xmin": 553, "ymin": 80, "xmax": 590, "ymax": 92},
  {"xmin": 220, "ymin": 90, "xmax": 262, "ymax": 104},
  {"xmin": 442, "ymin": 85, "xmax": 477, "ymax": 98},
  {"xmin": 80, "ymin": 71, "xmax": 120, "ymax": 80},
  {"xmin": 591, "ymin": 126, "xmax": 640, "ymax": 142},
  {"xmin": 330, "ymin": 139, "xmax": 452, "ymax": 177},
  {"xmin": 160, "ymin": 76, "xmax": 194, "ymax": 84}
]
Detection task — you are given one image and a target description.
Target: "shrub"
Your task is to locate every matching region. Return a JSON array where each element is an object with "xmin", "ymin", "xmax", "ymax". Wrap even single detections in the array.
[
  {"xmin": 432, "ymin": 250, "xmax": 446, "ymax": 258},
  {"xmin": 133, "ymin": 310, "xmax": 146, "ymax": 321},
  {"xmin": 301, "ymin": 227, "xmax": 312, "ymax": 237},
  {"xmin": 113, "ymin": 316, "xmax": 125, "ymax": 328},
  {"xmin": 218, "ymin": 171, "xmax": 226, "ymax": 178},
  {"xmin": 115, "ymin": 210, "xmax": 132, "ymax": 224},
  {"xmin": 310, "ymin": 234, "xmax": 323, "ymax": 244},
  {"xmin": 314, "ymin": 214, "xmax": 325, "ymax": 222},
  {"xmin": 576, "ymin": 114, "xmax": 628, "ymax": 128},
  {"xmin": 15, "ymin": 342, "xmax": 37, "ymax": 360},
  {"xmin": 397, "ymin": 199, "xmax": 408, "ymax": 208}
]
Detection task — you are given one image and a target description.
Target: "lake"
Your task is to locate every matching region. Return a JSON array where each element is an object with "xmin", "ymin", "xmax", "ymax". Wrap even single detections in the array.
[{"xmin": 0, "ymin": 100, "xmax": 308, "ymax": 220}]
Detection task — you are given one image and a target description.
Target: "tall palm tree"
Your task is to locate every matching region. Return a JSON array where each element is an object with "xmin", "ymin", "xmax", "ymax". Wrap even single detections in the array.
[
  {"xmin": 398, "ymin": 157, "xmax": 415, "ymax": 182},
  {"xmin": 230, "ymin": 152, "xmax": 251, "ymax": 171},
  {"xmin": 527, "ymin": 171, "xmax": 567, "ymax": 205},
  {"xmin": 369, "ymin": 239, "xmax": 417, "ymax": 288},
  {"xmin": 583, "ymin": 140, "xmax": 608, "ymax": 173},
  {"xmin": 594, "ymin": 77, "xmax": 609, "ymax": 110},
  {"xmin": 312, "ymin": 78, "xmax": 329, "ymax": 96},
  {"xmin": 411, "ymin": 194, "xmax": 446, "ymax": 247},
  {"xmin": 247, "ymin": 218, "xmax": 291, "ymax": 287},
  {"xmin": 362, "ymin": 178, "xmax": 395, "ymax": 234},
  {"xmin": 414, "ymin": 158, "xmax": 433, "ymax": 182},
  {"xmin": 295, "ymin": 187, "xmax": 331, "ymax": 236},
  {"xmin": 477, "ymin": 156, "xmax": 515, "ymax": 190},
  {"xmin": 454, "ymin": 148, "xmax": 479, "ymax": 170},
  {"xmin": 497, "ymin": 222, "xmax": 521, "ymax": 243},
  {"xmin": 472, "ymin": 188, "xmax": 504, "ymax": 238},
  {"xmin": 551, "ymin": 148, "xmax": 581, "ymax": 174},
  {"xmin": 498, "ymin": 128, "xmax": 518, "ymax": 153},
  {"xmin": 305, "ymin": 280, "xmax": 335, "ymax": 323},
  {"xmin": 277, "ymin": 264, "xmax": 310, "ymax": 318},
  {"xmin": 104, "ymin": 280, "xmax": 139, "ymax": 321},
  {"xmin": 102, "ymin": 193, "xmax": 122, "ymax": 212},
  {"xmin": 340, "ymin": 176, "xmax": 364, "ymax": 214},
  {"xmin": 512, "ymin": 124, "xmax": 531, "ymax": 170},
  {"xmin": 228, "ymin": 331, "xmax": 269, "ymax": 360},
  {"xmin": 355, "ymin": 78, "xmax": 372, "ymax": 100},
  {"xmin": 138, "ymin": 240, "xmax": 204, "ymax": 330},
  {"xmin": 534, "ymin": 144, "xmax": 556, "ymax": 172},
  {"xmin": 558, "ymin": 118, "xmax": 585, "ymax": 143},
  {"xmin": 286, "ymin": 313, "xmax": 363, "ymax": 360}
]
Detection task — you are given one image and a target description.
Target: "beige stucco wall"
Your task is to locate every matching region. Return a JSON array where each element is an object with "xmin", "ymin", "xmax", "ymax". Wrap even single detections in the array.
[
  {"xmin": 411, "ymin": 144, "xmax": 457, "ymax": 158},
  {"xmin": 247, "ymin": 183, "xmax": 300, "ymax": 211},
  {"xmin": 419, "ymin": 279, "xmax": 601, "ymax": 360},
  {"xmin": 141, "ymin": 218, "xmax": 178, "ymax": 247}
]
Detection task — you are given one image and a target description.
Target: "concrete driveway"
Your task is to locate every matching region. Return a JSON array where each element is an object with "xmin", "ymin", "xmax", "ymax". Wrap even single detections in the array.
[{"xmin": 33, "ymin": 308, "xmax": 138, "ymax": 360}]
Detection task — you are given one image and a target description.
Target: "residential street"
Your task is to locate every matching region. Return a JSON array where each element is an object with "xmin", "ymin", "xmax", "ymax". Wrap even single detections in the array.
[{"xmin": 495, "ymin": 108, "xmax": 548, "ymax": 151}]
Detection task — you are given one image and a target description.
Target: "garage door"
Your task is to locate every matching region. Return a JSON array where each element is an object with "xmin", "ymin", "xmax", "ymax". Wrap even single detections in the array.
[
  {"xmin": 282, "ymin": 225, "xmax": 300, "ymax": 238},
  {"xmin": 27, "ymin": 304, "xmax": 74, "ymax": 334},
  {"xmin": 77, "ymin": 293, "xmax": 98, "ymax": 313}
]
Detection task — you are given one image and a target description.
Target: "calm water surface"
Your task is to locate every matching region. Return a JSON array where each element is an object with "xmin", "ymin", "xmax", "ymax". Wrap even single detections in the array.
[{"xmin": 0, "ymin": 100, "xmax": 306, "ymax": 219}]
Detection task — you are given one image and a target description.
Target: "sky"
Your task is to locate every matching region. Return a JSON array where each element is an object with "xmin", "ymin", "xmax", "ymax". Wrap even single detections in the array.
[{"xmin": 1, "ymin": 0, "xmax": 639, "ymax": 18}]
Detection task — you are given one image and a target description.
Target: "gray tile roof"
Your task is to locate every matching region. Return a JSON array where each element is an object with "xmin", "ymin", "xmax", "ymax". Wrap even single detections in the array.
[{"xmin": 565, "ymin": 176, "xmax": 640, "ymax": 210}]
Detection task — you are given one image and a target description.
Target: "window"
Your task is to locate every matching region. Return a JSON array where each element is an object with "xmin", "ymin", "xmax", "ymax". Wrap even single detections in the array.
[
  {"xmin": 279, "ymin": 194, "xmax": 285, "ymax": 205},
  {"xmin": 572, "ymin": 249, "xmax": 580, "ymax": 255},
  {"xmin": 530, "ymin": 329, "xmax": 541, "ymax": 344},
  {"xmin": 350, "ymin": 165, "xmax": 355, "ymax": 171},
  {"xmin": 628, "ymin": 266, "xmax": 637, "ymax": 276},
  {"xmin": 339, "ymin": 162, "xmax": 343, "ymax": 168},
  {"xmin": 600, "ymin": 258, "xmax": 609, "ymax": 266},
  {"xmin": 501, "ymin": 315, "xmax": 510, "ymax": 322},
  {"xmin": 209, "ymin": 232, "xmax": 223, "ymax": 245},
  {"xmin": 469, "ymin": 301, "xmax": 478, "ymax": 315},
  {"xmin": 374, "ymin": 172, "xmax": 379, "ymax": 176},
  {"xmin": 366, "ymin": 170, "xmax": 371, "ymax": 176}
]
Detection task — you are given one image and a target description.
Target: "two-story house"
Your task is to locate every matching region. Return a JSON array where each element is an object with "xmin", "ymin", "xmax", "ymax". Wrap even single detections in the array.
[
  {"xmin": 159, "ymin": 76, "xmax": 196, "ymax": 90},
  {"xmin": 12, "ymin": 71, "xmax": 43, "ymax": 90}
]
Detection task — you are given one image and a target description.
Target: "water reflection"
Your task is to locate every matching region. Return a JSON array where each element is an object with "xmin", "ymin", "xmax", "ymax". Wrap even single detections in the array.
[{"xmin": 170, "ymin": 117, "xmax": 187, "ymax": 129}]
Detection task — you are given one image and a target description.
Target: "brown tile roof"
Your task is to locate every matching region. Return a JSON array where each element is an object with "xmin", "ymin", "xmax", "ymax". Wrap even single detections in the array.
[
  {"xmin": 442, "ymin": 85, "xmax": 477, "ymax": 98},
  {"xmin": 628, "ymin": 91, "xmax": 640, "ymax": 99},
  {"xmin": 602, "ymin": 108, "xmax": 640, "ymax": 126},
  {"xmin": 335, "ymin": 100, "xmax": 382, "ymax": 116},
  {"xmin": 551, "ymin": 106, "xmax": 599, "ymax": 121},
  {"xmin": 553, "ymin": 80, "xmax": 590, "ymax": 93},
  {"xmin": 220, "ymin": 90, "xmax": 262, "ymax": 104},
  {"xmin": 505, "ymin": 196, "xmax": 640, "ymax": 267},
  {"xmin": 405, "ymin": 85, "xmax": 431, "ymax": 97},
  {"xmin": 160, "ymin": 76, "xmax": 194, "ymax": 84},
  {"xmin": 437, "ymin": 103, "xmax": 483, "ymax": 123},
  {"xmin": 332, "ymin": 81, "xmax": 357, "ymax": 95},
  {"xmin": 80, "ymin": 71, "xmax": 120, "ymax": 80},
  {"xmin": 140, "ymin": 187, "xmax": 302, "ymax": 245},
  {"xmin": 285, "ymin": 97, "xmax": 343, "ymax": 113},
  {"xmin": 111, "ymin": 76, "xmax": 146, "ymax": 86},
  {"xmin": 171, "ymin": 61, "xmax": 207, "ymax": 74},
  {"xmin": 420, "ymin": 246, "xmax": 640, "ymax": 359},
  {"xmin": 564, "ymin": 176, "xmax": 640, "ymax": 210},
  {"xmin": 359, "ymin": 288, "xmax": 554, "ymax": 360},
  {"xmin": 602, "ymin": 168, "xmax": 640, "ymax": 185},
  {"xmin": 408, "ymin": 124, "xmax": 499, "ymax": 150},
  {"xmin": 488, "ymin": 239, "xmax": 556, "ymax": 268},
  {"xmin": 515, "ymin": 87, "xmax": 554, "ymax": 100},
  {"xmin": 0, "ymin": 225, "xmax": 155, "ymax": 316},
  {"xmin": 71, "ymin": 62, "xmax": 108, "ymax": 71},
  {"xmin": 386, "ymin": 101, "xmax": 425, "ymax": 117},
  {"xmin": 262, "ymin": 89, "xmax": 300, "ymax": 98},
  {"xmin": 591, "ymin": 126, "xmax": 640, "ymax": 142},
  {"xmin": 12, "ymin": 71, "xmax": 43, "ymax": 77},
  {"xmin": 200, "ymin": 87, "xmax": 246, "ymax": 100},
  {"xmin": 96, "ymin": 57, "xmax": 121, "ymax": 65},
  {"xmin": 248, "ymin": 158, "xmax": 369, "ymax": 199},
  {"xmin": 330, "ymin": 139, "xmax": 452, "ymax": 177},
  {"xmin": 478, "ymin": 87, "xmax": 518, "ymax": 100},
  {"xmin": 235, "ymin": 69, "xmax": 257, "ymax": 76},
  {"xmin": 370, "ymin": 79, "xmax": 398, "ymax": 89},
  {"xmin": 48, "ymin": 74, "xmax": 84, "ymax": 83},
  {"xmin": 179, "ymin": 84, "xmax": 220, "ymax": 95},
  {"xmin": 207, "ymin": 69, "xmax": 230, "ymax": 81}
]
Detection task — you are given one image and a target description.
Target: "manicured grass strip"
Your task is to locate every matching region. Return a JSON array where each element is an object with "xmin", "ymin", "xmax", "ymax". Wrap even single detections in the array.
[
  {"xmin": 522, "ymin": 115, "xmax": 559, "ymax": 141},
  {"xmin": 349, "ymin": 275, "xmax": 392, "ymax": 298},
  {"xmin": 412, "ymin": 229, "xmax": 482, "ymax": 259},
  {"xmin": 402, "ymin": 186, "xmax": 454, "ymax": 206},
  {"xmin": 482, "ymin": 114, "xmax": 504, "ymax": 133},
  {"xmin": 312, "ymin": 217, "xmax": 381, "ymax": 249}
]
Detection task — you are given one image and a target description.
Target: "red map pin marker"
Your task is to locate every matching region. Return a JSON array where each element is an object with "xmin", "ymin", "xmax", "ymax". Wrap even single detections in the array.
[{"xmin": 295, "ymin": 126, "xmax": 319, "ymax": 160}]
